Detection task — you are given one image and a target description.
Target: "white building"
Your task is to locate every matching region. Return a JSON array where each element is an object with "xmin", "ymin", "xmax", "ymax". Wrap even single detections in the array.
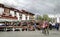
[
  {"xmin": 48, "ymin": 14, "xmax": 60, "ymax": 23},
  {"xmin": 0, "ymin": 4, "xmax": 35, "ymax": 22}
]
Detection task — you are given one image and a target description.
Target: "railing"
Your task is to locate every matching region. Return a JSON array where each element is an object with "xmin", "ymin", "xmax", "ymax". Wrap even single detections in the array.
[{"xmin": 0, "ymin": 13, "xmax": 17, "ymax": 19}]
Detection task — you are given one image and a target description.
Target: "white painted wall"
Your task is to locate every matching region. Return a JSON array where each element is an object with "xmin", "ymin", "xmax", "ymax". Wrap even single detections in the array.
[
  {"xmin": 0, "ymin": 8, "xmax": 4, "ymax": 15},
  {"xmin": 22, "ymin": 14, "xmax": 26, "ymax": 20},
  {"xmin": 27, "ymin": 15, "xmax": 29, "ymax": 20},
  {"xmin": 16, "ymin": 12, "xmax": 20, "ymax": 20},
  {"xmin": 57, "ymin": 17, "xmax": 59, "ymax": 23},
  {"xmin": 10, "ymin": 10, "xmax": 15, "ymax": 17}
]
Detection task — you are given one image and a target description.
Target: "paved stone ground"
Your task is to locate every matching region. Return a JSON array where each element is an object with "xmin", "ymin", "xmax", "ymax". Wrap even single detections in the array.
[{"xmin": 0, "ymin": 30, "xmax": 60, "ymax": 37}]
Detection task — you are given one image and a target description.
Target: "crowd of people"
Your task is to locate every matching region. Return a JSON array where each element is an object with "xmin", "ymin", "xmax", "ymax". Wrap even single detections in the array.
[
  {"xmin": 49, "ymin": 22, "xmax": 60, "ymax": 30},
  {"xmin": 0, "ymin": 20, "xmax": 60, "ymax": 35}
]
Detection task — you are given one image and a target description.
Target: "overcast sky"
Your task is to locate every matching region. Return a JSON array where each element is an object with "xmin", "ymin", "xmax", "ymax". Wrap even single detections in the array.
[{"xmin": 0, "ymin": 0, "xmax": 60, "ymax": 15}]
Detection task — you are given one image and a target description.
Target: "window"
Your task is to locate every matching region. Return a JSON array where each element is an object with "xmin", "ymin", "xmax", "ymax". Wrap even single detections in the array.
[
  {"xmin": 19, "ymin": 13, "xmax": 22, "ymax": 20},
  {"xmin": 26, "ymin": 16, "xmax": 27, "ymax": 20},
  {"xmin": 14, "ymin": 12, "xmax": 16, "ymax": 16},
  {"xmin": 4, "ymin": 8, "xmax": 10, "ymax": 13},
  {"xmin": 20, "ymin": 14, "xmax": 22, "ymax": 20},
  {"xmin": 4, "ymin": 8, "xmax": 10, "ymax": 16}
]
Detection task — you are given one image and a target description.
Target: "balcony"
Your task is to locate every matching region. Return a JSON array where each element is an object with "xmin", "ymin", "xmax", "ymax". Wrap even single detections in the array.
[{"xmin": 0, "ymin": 13, "xmax": 17, "ymax": 19}]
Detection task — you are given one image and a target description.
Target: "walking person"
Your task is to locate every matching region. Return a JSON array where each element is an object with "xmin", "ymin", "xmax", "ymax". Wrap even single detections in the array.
[
  {"xmin": 55, "ymin": 23, "xmax": 59, "ymax": 31},
  {"xmin": 41, "ymin": 21, "xmax": 49, "ymax": 35},
  {"xmin": 33, "ymin": 22, "xmax": 37, "ymax": 30}
]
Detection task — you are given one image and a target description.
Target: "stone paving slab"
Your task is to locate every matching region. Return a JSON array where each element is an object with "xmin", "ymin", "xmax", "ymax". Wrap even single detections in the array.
[{"xmin": 0, "ymin": 30, "xmax": 60, "ymax": 37}]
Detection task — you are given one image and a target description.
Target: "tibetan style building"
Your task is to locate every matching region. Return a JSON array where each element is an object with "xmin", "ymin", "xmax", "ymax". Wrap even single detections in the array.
[{"xmin": 0, "ymin": 3, "xmax": 35, "ymax": 22}]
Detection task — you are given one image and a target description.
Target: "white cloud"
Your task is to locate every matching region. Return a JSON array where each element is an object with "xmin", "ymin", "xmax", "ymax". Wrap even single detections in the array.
[{"xmin": 0, "ymin": 0, "xmax": 60, "ymax": 15}]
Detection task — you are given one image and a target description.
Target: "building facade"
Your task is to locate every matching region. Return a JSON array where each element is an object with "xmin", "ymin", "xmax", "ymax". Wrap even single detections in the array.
[
  {"xmin": 0, "ymin": 4, "xmax": 35, "ymax": 22},
  {"xmin": 48, "ymin": 14, "xmax": 60, "ymax": 23}
]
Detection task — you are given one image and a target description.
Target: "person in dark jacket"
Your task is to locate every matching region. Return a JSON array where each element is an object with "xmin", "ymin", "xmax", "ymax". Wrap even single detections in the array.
[
  {"xmin": 55, "ymin": 23, "xmax": 59, "ymax": 30},
  {"xmin": 49, "ymin": 23, "xmax": 52, "ymax": 30}
]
